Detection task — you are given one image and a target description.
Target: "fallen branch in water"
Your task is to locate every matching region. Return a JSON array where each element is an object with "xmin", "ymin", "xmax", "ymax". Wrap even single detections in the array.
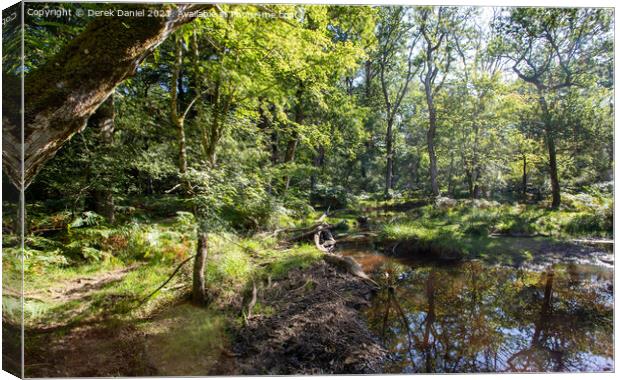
[
  {"xmin": 286, "ymin": 223, "xmax": 335, "ymax": 244},
  {"xmin": 322, "ymin": 253, "xmax": 379, "ymax": 288},
  {"xmin": 312, "ymin": 224, "xmax": 379, "ymax": 288}
]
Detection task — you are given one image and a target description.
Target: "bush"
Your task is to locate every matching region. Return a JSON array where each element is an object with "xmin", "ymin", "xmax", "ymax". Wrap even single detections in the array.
[
  {"xmin": 222, "ymin": 199, "xmax": 274, "ymax": 231},
  {"xmin": 64, "ymin": 226, "xmax": 115, "ymax": 261},
  {"xmin": 21, "ymin": 247, "xmax": 70, "ymax": 274},
  {"xmin": 435, "ymin": 196, "xmax": 457, "ymax": 210},
  {"xmin": 68, "ymin": 211, "xmax": 105, "ymax": 228},
  {"xmin": 463, "ymin": 222, "xmax": 490, "ymax": 236},
  {"xmin": 310, "ymin": 185, "xmax": 355, "ymax": 210},
  {"xmin": 564, "ymin": 211, "xmax": 612, "ymax": 237}
]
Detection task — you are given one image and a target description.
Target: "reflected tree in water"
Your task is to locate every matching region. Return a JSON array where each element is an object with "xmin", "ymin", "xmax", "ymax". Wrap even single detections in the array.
[{"xmin": 365, "ymin": 262, "xmax": 612, "ymax": 373}]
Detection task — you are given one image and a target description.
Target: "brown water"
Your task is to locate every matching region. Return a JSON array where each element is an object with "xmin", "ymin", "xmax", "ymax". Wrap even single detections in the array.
[{"xmin": 340, "ymin": 244, "xmax": 614, "ymax": 373}]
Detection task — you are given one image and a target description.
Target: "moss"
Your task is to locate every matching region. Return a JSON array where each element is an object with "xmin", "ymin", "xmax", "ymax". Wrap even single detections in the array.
[{"xmin": 24, "ymin": 4, "xmax": 174, "ymax": 133}]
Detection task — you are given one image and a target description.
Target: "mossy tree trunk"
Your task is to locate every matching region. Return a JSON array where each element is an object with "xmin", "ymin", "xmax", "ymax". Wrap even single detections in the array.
[{"xmin": 2, "ymin": 4, "xmax": 212, "ymax": 189}]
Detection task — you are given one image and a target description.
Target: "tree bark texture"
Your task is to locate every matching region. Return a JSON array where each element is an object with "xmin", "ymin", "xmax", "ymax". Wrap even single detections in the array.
[
  {"xmin": 538, "ymin": 94, "xmax": 561, "ymax": 209},
  {"xmin": 384, "ymin": 118, "xmax": 394, "ymax": 198},
  {"xmin": 2, "ymin": 4, "xmax": 212, "ymax": 189},
  {"xmin": 192, "ymin": 232, "xmax": 208, "ymax": 304}
]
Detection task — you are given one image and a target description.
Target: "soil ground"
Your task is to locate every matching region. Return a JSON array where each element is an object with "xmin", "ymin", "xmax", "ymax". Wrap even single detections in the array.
[
  {"xmin": 233, "ymin": 260, "xmax": 386, "ymax": 374},
  {"xmin": 23, "ymin": 258, "xmax": 386, "ymax": 376}
]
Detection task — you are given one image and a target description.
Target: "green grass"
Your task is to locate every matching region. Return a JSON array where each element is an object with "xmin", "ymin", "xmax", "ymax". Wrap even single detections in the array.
[
  {"xmin": 261, "ymin": 244, "xmax": 324, "ymax": 280},
  {"xmin": 380, "ymin": 200, "xmax": 611, "ymax": 240},
  {"xmin": 376, "ymin": 198, "xmax": 612, "ymax": 266},
  {"xmin": 139, "ymin": 303, "xmax": 229, "ymax": 375},
  {"xmin": 16, "ymin": 213, "xmax": 326, "ymax": 331}
]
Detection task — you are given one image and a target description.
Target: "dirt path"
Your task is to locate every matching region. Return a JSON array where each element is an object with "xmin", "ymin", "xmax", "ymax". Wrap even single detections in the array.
[
  {"xmin": 25, "ymin": 264, "xmax": 141, "ymax": 302},
  {"xmin": 22, "ymin": 264, "xmax": 157, "ymax": 376},
  {"xmin": 25, "ymin": 323, "xmax": 155, "ymax": 377},
  {"xmin": 25, "ymin": 301, "xmax": 236, "ymax": 377},
  {"xmin": 25, "ymin": 258, "xmax": 385, "ymax": 376},
  {"xmin": 233, "ymin": 260, "xmax": 387, "ymax": 374}
]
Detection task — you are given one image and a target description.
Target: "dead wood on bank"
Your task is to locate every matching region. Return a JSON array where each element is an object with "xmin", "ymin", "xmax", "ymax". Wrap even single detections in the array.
[{"xmin": 310, "ymin": 223, "xmax": 379, "ymax": 287}]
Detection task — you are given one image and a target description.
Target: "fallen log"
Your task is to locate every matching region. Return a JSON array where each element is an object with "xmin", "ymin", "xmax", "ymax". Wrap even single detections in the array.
[
  {"xmin": 322, "ymin": 253, "xmax": 379, "ymax": 288},
  {"xmin": 287, "ymin": 222, "xmax": 334, "ymax": 243},
  {"xmin": 314, "ymin": 224, "xmax": 336, "ymax": 253},
  {"xmin": 312, "ymin": 224, "xmax": 378, "ymax": 287}
]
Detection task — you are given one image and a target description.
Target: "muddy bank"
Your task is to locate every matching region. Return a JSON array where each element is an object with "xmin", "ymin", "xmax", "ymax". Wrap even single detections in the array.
[
  {"xmin": 25, "ymin": 259, "xmax": 387, "ymax": 376},
  {"xmin": 233, "ymin": 260, "xmax": 387, "ymax": 374}
]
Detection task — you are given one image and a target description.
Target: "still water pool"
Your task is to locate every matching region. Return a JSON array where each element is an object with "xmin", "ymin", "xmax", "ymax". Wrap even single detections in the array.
[{"xmin": 341, "ymin": 245, "xmax": 613, "ymax": 373}]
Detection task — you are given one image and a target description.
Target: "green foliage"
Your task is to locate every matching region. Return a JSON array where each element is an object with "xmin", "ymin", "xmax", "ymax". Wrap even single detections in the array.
[
  {"xmin": 14, "ymin": 6, "xmax": 613, "ymax": 341},
  {"xmin": 69, "ymin": 211, "xmax": 105, "ymax": 229},
  {"xmin": 310, "ymin": 184, "xmax": 356, "ymax": 209},
  {"xmin": 380, "ymin": 195, "xmax": 612, "ymax": 252}
]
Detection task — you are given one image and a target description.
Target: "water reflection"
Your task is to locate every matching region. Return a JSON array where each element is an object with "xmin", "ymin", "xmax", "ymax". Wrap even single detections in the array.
[{"xmin": 361, "ymin": 259, "xmax": 613, "ymax": 373}]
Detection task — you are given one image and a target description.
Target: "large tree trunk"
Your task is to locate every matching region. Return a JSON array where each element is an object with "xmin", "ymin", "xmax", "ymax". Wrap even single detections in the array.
[
  {"xmin": 384, "ymin": 118, "xmax": 394, "ymax": 198},
  {"xmin": 360, "ymin": 141, "xmax": 370, "ymax": 189},
  {"xmin": 360, "ymin": 60, "xmax": 373, "ymax": 191},
  {"xmin": 170, "ymin": 36, "xmax": 191, "ymax": 193},
  {"xmin": 426, "ymin": 102, "xmax": 440, "ymax": 197},
  {"xmin": 469, "ymin": 124, "xmax": 481, "ymax": 199},
  {"xmin": 2, "ymin": 4, "xmax": 212, "ymax": 189},
  {"xmin": 546, "ymin": 131, "xmax": 561, "ymax": 209},
  {"xmin": 446, "ymin": 152, "xmax": 455, "ymax": 196},
  {"xmin": 538, "ymin": 93, "xmax": 561, "ymax": 209},
  {"xmin": 90, "ymin": 95, "xmax": 116, "ymax": 223},
  {"xmin": 192, "ymin": 232, "xmax": 208, "ymax": 304},
  {"xmin": 420, "ymin": 16, "xmax": 445, "ymax": 198},
  {"xmin": 473, "ymin": 168, "xmax": 482, "ymax": 199},
  {"xmin": 423, "ymin": 70, "xmax": 440, "ymax": 197}
]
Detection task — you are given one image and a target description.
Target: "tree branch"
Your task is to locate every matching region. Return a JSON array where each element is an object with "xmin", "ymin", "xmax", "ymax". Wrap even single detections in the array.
[{"xmin": 3, "ymin": 3, "xmax": 213, "ymax": 189}]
